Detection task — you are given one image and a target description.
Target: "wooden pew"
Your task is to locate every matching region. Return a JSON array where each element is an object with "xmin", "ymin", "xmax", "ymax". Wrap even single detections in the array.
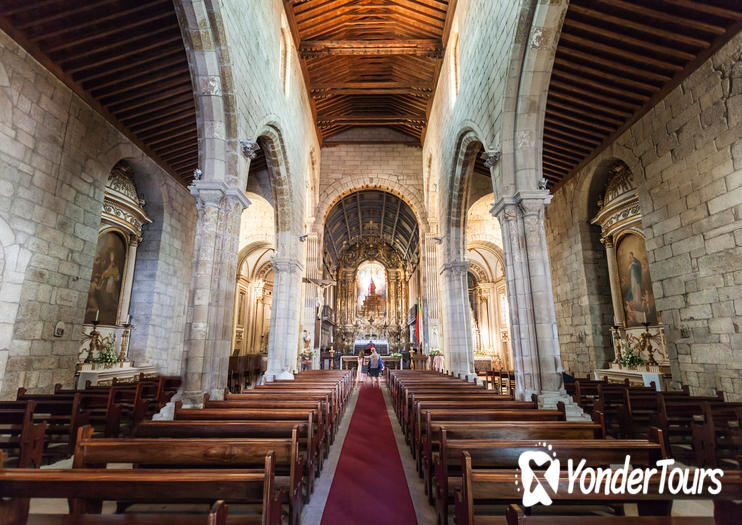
[
  {"xmin": 437, "ymin": 433, "xmax": 666, "ymax": 525},
  {"xmin": 420, "ymin": 419, "xmax": 604, "ymax": 502},
  {"xmin": 205, "ymin": 394, "xmax": 329, "ymax": 458},
  {"xmin": 0, "ymin": 401, "xmax": 46, "ymax": 468},
  {"xmin": 657, "ymin": 395, "xmax": 742, "ymax": 462},
  {"xmin": 691, "ymin": 402, "xmax": 742, "ymax": 469},
  {"xmin": 73, "ymin": 425, "xmax": 302, "ymax": 525},
  {"xmin": 410, "ymin": 399, "xmax": 539, "ymax": 457},
  {"xmin": 456, "ymin": 454, "xmax": 742, "ymax": 525},
  {"xmin": 1, "ymin": 500, "xmax": 229, "ymax": 525},
  {"xmin": 412, "ymin": 405, "xmax": 566, "ymax": 468},
  {"xmin": 0, "ymin": 462, "xmax": 281, "ymax": 525}
]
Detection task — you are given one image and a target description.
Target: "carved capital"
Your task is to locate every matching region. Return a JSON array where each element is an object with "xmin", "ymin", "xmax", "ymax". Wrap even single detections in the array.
[
  {"xmin": 271, "ymin": 256, "xmax": 305, "ymax": 274},
  {"xmin": 240, "ymin": 139, "xmax": 261, "ymax": 160},
  {"xmin": 482, "ymin": 149, "xmax": 502, "ymax": 169},
  {"xmin": 439, "ymin": 260, "xmax": 470, "ymax": 277},
  {"xmin": 189, "ymin": 180, "xmax": 252, "ymax": 211}
]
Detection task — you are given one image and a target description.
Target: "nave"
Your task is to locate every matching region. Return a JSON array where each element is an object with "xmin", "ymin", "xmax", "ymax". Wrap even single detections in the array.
[{"xmin": 3, "ymin": 368, "xmax": 742, "ymax": 524}]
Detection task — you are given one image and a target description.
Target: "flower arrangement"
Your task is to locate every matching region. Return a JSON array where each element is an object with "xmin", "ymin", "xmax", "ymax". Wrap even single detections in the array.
[
  {"xmin": 618, "ymin": 340, "xmax": 645, "ymax": 369},
  {"xmin": 389, "ymin": 352, "xmax": 403, "ymax": 358},
  {"xmin": 300, "ymin": 349, "xmax": 314, "ymax": 360},
  {"xmin": 429, "ymin": 349, "xmax": 441, "ymax": 357},
  {"xmin": 95, "ymin": 338, "xmax": 118, "ymax": 366}
]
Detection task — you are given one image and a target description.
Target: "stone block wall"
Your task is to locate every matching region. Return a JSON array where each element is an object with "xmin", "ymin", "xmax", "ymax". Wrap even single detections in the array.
[
  {"xmin": 424, "ymin": 0, "xmax": 522, "ymax": 225},
  {"xmin": 317, "ymin": 139, "xmax": 425, "ymax": 224},
  {"xmin": 128, "ymin": 173, "xmax": 196, "ymax": 376},
  {"xmin": 546, "ymin": 32, "xmax": 742, "ymax": 399},
  {"xmin": 220, "ymin": 0, "xmax": 319, "ymax": 240},
  {"xmin": 0, "ymin": 30, "xmax": 196, "ymax": 396}
]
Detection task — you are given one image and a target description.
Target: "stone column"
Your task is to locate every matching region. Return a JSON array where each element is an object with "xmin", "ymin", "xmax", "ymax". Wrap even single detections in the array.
[
  {"xmin": 440, "ymin": 260, "xmax": 476, "ymax": 380},
  {"xmin": 264, "ymin": 256, "xmax": 304, "ymax": 381},
  {"xmin": 183, "ymin": 180, "xmax": 251, "ymax": 404},
  {"xmin": 493, "ymin": 191, "xmax": 574, "ymax": 412},
  {"xmin": 118, "ymin": 238, "xmax": 140, "ymax": 325},
  {"xmin": 602, "ymin": 238, "xmax": 626, "ymax": 327},
  {"xmin": 422, "ymin": 233, "xmax": 441, "ymax": 353},
  {"xmin": 302, "ymin": 232, "xmax": 321, "ymax": 353}
]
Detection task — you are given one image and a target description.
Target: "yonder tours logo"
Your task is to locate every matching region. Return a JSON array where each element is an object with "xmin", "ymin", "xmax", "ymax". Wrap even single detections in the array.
[{"xmin": 516, "ymin": 442, "xmax": 724, "ymax": 507}]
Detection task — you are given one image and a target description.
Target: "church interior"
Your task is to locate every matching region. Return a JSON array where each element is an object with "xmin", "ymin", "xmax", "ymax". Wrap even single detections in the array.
[{"xmin": 1, "ymin": 0, "xmax": 742, "ymax": 523}]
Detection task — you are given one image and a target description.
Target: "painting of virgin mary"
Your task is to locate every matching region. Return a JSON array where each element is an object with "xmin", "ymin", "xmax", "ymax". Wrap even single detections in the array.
[
  {"xmin": 84, "ymin": 231, "xmax": 127, "ymax": 325},
  {"xmin": 616, "ymin": 234, "xmax": 657, "ymax": 326}
]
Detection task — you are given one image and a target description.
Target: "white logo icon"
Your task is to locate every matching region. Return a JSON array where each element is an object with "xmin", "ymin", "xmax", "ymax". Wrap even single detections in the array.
[{"xmin": 517, "ymin": 444, "xmax": 560, "ymax": 507}]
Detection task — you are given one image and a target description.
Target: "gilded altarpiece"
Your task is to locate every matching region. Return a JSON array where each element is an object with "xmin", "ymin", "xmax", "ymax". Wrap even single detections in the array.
[{"xmin": 333, "ymin": 240, "xmax": 409, "ymax": 353}]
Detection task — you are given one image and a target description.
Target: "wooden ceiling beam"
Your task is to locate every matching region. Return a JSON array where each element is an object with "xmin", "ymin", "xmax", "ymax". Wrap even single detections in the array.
[
  {"xmin": 312, "ymin": 87, "xmax": 431, "ymax": 96},
  {"xmin": 65, "ymin": 35, "xmax": 182, "ymax": 73},
  {"xmin": 569, "ymin": 5, "xmax": 710, "ymax": 49},
  {"xmin": 563, "ymin": 18, "xmax": 695, "ymax": 62},
  {"xmin": 24, "ymin": 0, "xmax": 165, "ymax": 39},
  {"xmin": 300, "ymin": 39, "xmax": 442, "ymax": 57},
  {"xmin": 558, "ymin": 33, "xmax": 684, "ymax": 73},
  {"xmin": 596, "ymin": 0, "xmax": 726, "ymax": 36},
  {"xmin": 546, "ymin": 97, "xmax": 623, "ymax": 126},
  {"xmin": 662, "ymin": 0, "xmax": 742, "ymax": 20},
  {"xmin": 44, "ymin": 13, "xmax": 175, "ymax": 54},
  {"xmin": 553, "ymin": 57, "xmax": 659, "ymax": 93},
  {"xmin": 548, "ymin": 85, "xmax": 636, "ymax": 116}
]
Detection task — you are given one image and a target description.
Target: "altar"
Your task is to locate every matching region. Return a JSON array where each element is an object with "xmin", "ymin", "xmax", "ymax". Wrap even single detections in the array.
[
  {"xmin": 76, "ymin": 363, "xmax": 158, "ymax": 389},
  {"xmin": 342, "ymin": 355, "xmax": 403, "ymax": 370},
  {"xmin": 353, "ymin": 339, "xmax": 389, "ymax": 355}
]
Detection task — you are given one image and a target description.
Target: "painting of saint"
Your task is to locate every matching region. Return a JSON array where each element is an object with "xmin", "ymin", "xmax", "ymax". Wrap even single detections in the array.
[
  {"xmin": 616, "ymin": 234, "xmax": 657, "ymax": 326},
  {"xmin": 85, "ymin": 231, "xmax": 127, "ymax": 325},
  {"xmin": 356, "ymin": 261, "xmax": 387, "ymax": 319}
]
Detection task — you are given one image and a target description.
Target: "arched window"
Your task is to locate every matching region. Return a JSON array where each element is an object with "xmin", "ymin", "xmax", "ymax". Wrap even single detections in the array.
[
  {"xmin": 449, "ymin": 33, "xmax": 460, "ymax": 103},
  {"xmin": 280, "ymin": 27, "xmax": 291, "ymax": 96}
]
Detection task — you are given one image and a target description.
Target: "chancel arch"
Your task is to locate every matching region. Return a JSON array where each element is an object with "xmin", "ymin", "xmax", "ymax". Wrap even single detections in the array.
[{"xmin": 324, "ymin": 190, "xmax": 419, "ymax": 360}]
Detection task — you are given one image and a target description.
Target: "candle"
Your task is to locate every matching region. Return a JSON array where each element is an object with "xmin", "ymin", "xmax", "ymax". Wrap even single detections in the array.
[
  {"xmin": 126, "ymin": 314, "xmax": 131, "ymax": 325},
  {"xmin": 95, "ymin": 310, "xmax": 99, "ymax": 322}
]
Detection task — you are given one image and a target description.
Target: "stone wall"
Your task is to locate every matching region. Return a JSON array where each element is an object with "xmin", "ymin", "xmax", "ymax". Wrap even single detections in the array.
[
  {"xmin": 546, "ymin": 32, "xmax": 742, "ymax": 399},
  {"xmin": 0, "ymin": 30, "xmax": 196, "ymax": 396},
  {"xmin": 317, "ymin": 137, "xmax": 425, "ymax": 224},
  {"xmin": 220, "ymin": 0, "xmax": 319, "ymax": 239},
  {"xmin": 424, "ymin": 0, "xmax": 522, "ymax": 225}
]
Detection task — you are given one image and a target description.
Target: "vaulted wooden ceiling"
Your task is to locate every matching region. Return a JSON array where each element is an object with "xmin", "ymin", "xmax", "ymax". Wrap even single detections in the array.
[
  {"xmin": 323, "ymin": 190, "xmax": 420, "ymax": 269},
  {"xmin": 284, "ymin": 0, "xmax": 455, "ymax": 143},
  {"xmin": 544, "ymin": 0, "xmax": 742, "ymax": 187},
  {"xmin": 0, "ymin": 0, "xmax": 197, "ymax": 184}
]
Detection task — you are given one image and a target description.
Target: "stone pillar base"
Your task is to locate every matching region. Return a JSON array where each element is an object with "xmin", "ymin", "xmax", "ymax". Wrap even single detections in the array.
[
  {"xmin": 178, "ymin": 391, "xmax": 206, "ymax": 408},
  {"xmin": 263, "ymin": 369, "xmax": 295, "ymax": 383},
  {"xmin": 537, "ymin": 390, "xmax": 588, "ymax": 421},
  {"xmin": 152, "ymin": 401, "xmax": 177, "ymax": 420}
]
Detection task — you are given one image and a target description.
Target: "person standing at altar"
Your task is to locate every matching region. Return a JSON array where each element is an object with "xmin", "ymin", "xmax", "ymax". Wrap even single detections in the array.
[
  {"xmin": 367, "ymin": 346, "xmax": 383, "ymax": 388},
  {"xmin": 356, "ymin": 350, "xmax": 366, "ymax": 385}
]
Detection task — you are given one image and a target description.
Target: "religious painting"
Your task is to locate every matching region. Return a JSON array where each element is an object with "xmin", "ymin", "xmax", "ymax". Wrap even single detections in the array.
[
  {"xmin": 356, "ymin": 261, "xmax": 387, "ymax": 320},
  {"xmin": 616, "ymin": 233, "xmax": 657, "ymax": 326},
  {"xmin": 84, "ymin": 231, "xmax": 127, "ymax": 325}
]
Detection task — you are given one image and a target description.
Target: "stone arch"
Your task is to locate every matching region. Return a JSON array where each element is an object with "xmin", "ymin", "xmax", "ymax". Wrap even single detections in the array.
[
  {"xmin": 468, "ymin": 240, "xmax": 506, "ymax": 280},
  {"xmin": 236, "ymin": 241, "xmax": 273, "ymax": 274},
  {"xmin": 174, "ymin": 0, "xmax": 238, "ymax": 186},
  {"xmin": 256, "ymin": 123, "xmax": 296, "ymax": 238},
  {"xmin": 442, "ymin": 128, "xmax": 484, "ymax": 262},
  {"xmin": 574, "ymin": 146, "xmax": 646, "ymax": 225},
  {"xmin": 318, "ymin": 179, "xmax": 428, "ymax": 233},
  {"xmin": 499, "ymin": 0, "xmax": 568, "ymax": 195}
]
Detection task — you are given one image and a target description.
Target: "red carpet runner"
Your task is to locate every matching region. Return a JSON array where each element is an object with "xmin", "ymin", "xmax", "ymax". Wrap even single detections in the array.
[{"xmin": 321, "ymin": 384, "xmax": 418, "ymax": 525}]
